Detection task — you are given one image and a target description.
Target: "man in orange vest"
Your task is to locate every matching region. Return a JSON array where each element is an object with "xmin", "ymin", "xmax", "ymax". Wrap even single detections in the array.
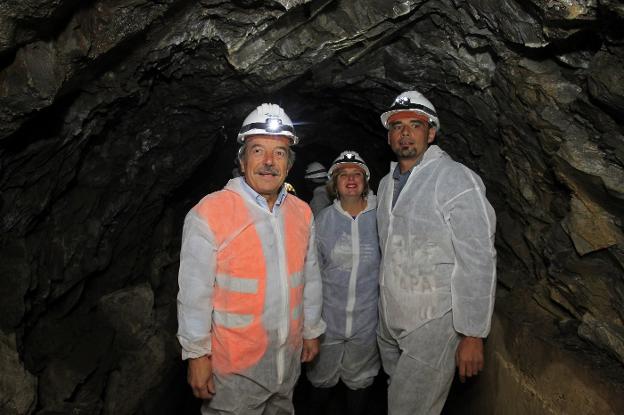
[{"xmin": 177, "ymin": 103, "xmax": 326, "ymax": 414}]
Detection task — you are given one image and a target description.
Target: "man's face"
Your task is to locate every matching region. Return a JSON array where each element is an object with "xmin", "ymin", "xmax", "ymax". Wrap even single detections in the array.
[
  {"xmin": 241, "ymin": 135, "xmax": 291, "ymax": 201},
  {"xmin": 387, "ymin": 115, "xmax": 436, "ymax": 161}
]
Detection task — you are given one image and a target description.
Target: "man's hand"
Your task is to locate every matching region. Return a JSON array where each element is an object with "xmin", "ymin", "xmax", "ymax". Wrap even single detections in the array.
[
  {"xmin": 455, "ymin": 336, "xmax": 484, "ymax": 383},
  {"xmin": 188, "ymin": 355, "xmax": 216, "ymax": 399},
  {"xmin": 301, "ymin": 338, "xmax": 320, "ymax": 362}
]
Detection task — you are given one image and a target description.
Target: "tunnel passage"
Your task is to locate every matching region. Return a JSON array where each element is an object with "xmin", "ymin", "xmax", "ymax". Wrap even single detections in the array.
[{"xmin": 1, "ymin": 1, "xmax": 624, "ymax": 414}]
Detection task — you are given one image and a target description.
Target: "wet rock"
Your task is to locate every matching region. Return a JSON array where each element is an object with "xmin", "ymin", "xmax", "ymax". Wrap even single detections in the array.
[
  {"xmin": 0, "ymin": 331, "xmax": 37, "ymax": 415},
  {"xmin": 97, "ymin": 284, "xmax": 155, "ymax": 350},
  {"xmin": 579, "ymin": 313, "xmax": 624, "ymax": 364},
  {"xmin": 588, "ymin": 47, "xmax": 624, "ymax": 120},
  {"xmin": 102, "ymin": 333, "xmax": 169, "ymax": 415},
  {"xmin": 0, "ymin": 239, "xmax": 30, "ymax": 330},
  {"xmin": 0, "ymin": 0, "xmax": 179, "ymax": 140},
  {"xmin": 467, "ymin": 0, "xmax": 547, "ymax": 46},
  {"xmin": 0, "ymin": 0, "xmax": 76, "ymax": 54},
  {"xmin": 561, "ymin": 194, "xmax": 621, "ymax": 255},
  {"xmin": 96, "ymin": 284, "xmax": 180, "ymax": 414},
  {"xmin": 446, "ymin": 309, "xmax": 624, "ymax": 414}
]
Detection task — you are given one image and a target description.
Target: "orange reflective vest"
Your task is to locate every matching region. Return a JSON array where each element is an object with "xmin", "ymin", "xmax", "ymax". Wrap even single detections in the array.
[{"xmin": 194, "ymin": 188, "xmax": 312, "ymax": 375}]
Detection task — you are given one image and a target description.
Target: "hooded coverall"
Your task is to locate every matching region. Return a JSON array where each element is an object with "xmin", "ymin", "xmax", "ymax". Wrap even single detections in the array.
[
  {"xmin": 306, "ymin": 195, "xmax": 381, "ymax": 390},
  {"xmin": 376, "ymin": 145, "xmax": 496, "ymax": 415},
  {"xmin": 177, "ymin": 177, "xmax": 326, "ymax": 415}
]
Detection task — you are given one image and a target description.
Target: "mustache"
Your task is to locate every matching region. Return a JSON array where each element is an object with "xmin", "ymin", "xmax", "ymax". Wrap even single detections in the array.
[{"xmin": 256, "ymin": 166, "xmax": 280, "ymax": 176}]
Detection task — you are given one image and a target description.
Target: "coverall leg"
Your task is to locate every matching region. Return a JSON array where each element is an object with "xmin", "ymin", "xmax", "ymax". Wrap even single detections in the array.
[
  {"xmin": 202, "ymin": 358, "xmax": 300, "ymax": 415},
  {"xmin": 378, "ymin": 312, "xmax": 460, "ymax": 415},
  {"xmin": 307, "ymin": 336, "xmax": 379, "ymax": 389}
]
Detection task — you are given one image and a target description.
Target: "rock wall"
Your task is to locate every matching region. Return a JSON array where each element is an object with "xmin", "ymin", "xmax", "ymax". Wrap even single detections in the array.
[
  {"xmin": 0, "ymin": 1, "xmax": 623, "ymax": 413},
  {"xmin": 446, "ymin": 296, "xmax": 624, "ymax": 414}
]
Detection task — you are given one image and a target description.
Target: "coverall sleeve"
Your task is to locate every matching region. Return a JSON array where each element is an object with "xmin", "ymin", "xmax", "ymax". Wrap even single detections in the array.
[
  {"xmin": 302, "ymin": 221, "xmax": 327, "ymax": 339},
  {"xmin": 440, "ymin": 169, "xmax": 497, "ymax": 338},
  {"xmin": 177, "ymin": 209, "xmax": 218, "ymax": 360}
]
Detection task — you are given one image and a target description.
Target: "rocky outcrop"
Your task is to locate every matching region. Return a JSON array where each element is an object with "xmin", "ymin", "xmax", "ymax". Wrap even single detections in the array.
[
  {"xmin": 0, "ymin": 0, "xmax": 622, "ymax": 413},
  {"xmin": 0, "ymin": 331, "xmax": 37, "ymax": 415},
  {"xmin": 445, "ymin": 297, "xmax": 624, "ymax": 414}
]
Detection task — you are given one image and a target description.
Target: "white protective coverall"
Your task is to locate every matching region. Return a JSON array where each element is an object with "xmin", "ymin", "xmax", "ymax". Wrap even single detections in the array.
[
  {"xmin": 309, "ymin": 185, "xmax": 331, "ymax": 216},
  {"xmin": 177, "ymin": 177, "xmax": 326, "ymax": 415},
  {"xmin": 376, "ymin": 145, "xmax": 496, "ymax": 415},
  {"xmin": 306, "ymin": 195, "xmax": 381, "ymax": 390}
]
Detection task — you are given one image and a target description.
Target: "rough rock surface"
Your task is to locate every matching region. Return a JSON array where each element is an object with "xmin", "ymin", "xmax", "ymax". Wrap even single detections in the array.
[
  {"xmin": 0, "ymin": 331, "xmax": 37, "ymax": 415},
  {"xmin": 0, "ymin": 0, "xmax": 623, "ymax": 413},
  {"xmin": 445, "ymin": 292, "xmax": 624, "ymax": 414}
]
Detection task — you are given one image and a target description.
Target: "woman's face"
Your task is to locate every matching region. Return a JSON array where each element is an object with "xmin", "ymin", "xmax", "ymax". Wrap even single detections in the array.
[{"xmin": 335, "ymin": 165, "xmax": 366, "ymax": 199}]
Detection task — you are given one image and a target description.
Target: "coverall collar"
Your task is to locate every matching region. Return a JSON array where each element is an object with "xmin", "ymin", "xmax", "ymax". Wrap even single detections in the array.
[
  {"xmin": 228, "ymin": 177, "xmax": 288, "ymax": 212},
  {"xmin": 388, "ymin": 145, "xmax": 444, "ymax": 176},
  {"xmin": 332, "ymin": 192, "xmax": 377, "ymax": 219}
]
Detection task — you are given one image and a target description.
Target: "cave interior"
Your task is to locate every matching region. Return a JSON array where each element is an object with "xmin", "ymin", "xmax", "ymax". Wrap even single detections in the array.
[{"xmin": 1, "ymin": 0, "xmax": 624, "ymax": 414}]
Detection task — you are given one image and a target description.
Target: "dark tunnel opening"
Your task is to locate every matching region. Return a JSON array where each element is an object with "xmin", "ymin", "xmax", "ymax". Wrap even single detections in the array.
[{"xmin": 2, "ymin": 1, "xmax": 624, "ymax": 414}]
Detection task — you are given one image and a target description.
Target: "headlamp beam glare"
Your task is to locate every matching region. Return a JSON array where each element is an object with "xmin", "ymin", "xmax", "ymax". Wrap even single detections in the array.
[{"xmin": 266, "ymin": 117, "xmax": 282, "ymax": 131}]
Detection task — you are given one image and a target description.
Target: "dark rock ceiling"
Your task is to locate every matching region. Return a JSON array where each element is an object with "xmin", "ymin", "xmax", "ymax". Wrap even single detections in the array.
[{"xmin": 1, "ymin": 0, "xmax": 623, "ymax": 413}]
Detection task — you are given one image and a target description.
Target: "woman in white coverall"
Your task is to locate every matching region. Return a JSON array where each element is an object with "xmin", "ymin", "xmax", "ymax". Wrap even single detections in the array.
[{"xmin": 306, "ymin": 150, "xmax": 381, "ymax": 415}]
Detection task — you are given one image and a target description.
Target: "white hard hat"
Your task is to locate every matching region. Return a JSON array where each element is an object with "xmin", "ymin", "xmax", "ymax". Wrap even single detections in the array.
[
  {"xmin": 237, "ymin": 103, "xmax": 298, "ymax": 145},
  {"xmin": 380, "ymin": 90, "xmax": 440, "ymax": 132},
  {"xmin": 304, "ymin": 162, "xmax": 327, "ymax": 180},
  {"xmin": 328, "ymin": 150, "xmax": 370, "ymax": 180}
]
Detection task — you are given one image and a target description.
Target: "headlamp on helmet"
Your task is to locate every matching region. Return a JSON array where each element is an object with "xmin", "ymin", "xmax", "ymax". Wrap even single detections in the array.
[
  {"xmin": 328, "ymin": 150, "xmax": 370, "ymax": 180},
  {"xmin": 237, "ymin": 103, "xmax": 299, "ymax": 145},
  {"xmin": 380, "ymin": 90, "xmax": 440, "ymax": 132},
  {"xmin": 266, "ymin": 117, "xmax": 282, "ymax": 131}
]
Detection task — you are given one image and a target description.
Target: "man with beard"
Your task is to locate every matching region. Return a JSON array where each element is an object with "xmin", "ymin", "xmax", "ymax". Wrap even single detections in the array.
[
  {"xmin": 177, "ymin": 103, "xmax": 326, "ymax": 414},
  {"xmin": 376, "ymin": 90, "xmax": 497, "ymax": 414}
]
